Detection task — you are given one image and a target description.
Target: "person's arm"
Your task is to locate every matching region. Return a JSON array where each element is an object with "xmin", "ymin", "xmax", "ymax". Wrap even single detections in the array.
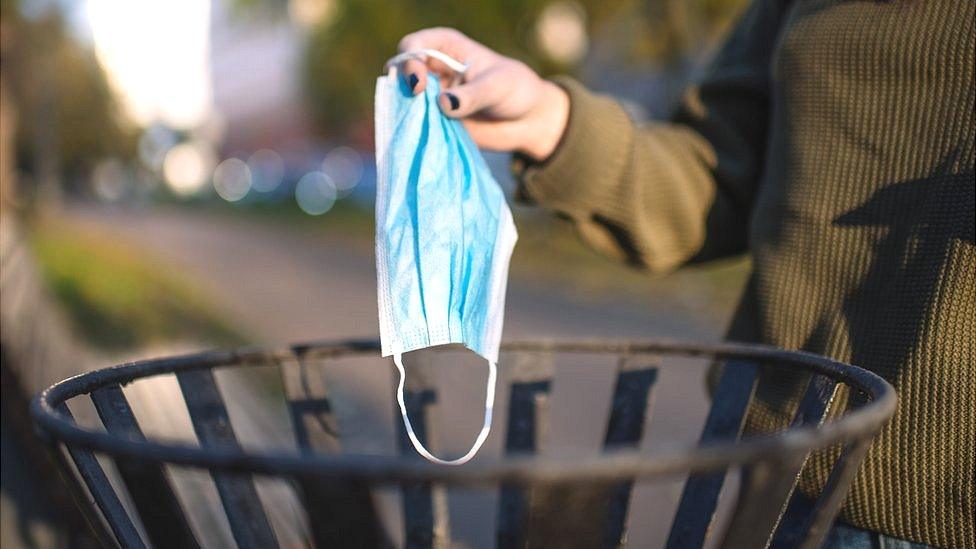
[
  {"xmin": 515, "ymin": 0, "xmax": 791, "ymax": 271},
  {"xmin": 396, "ymin": 0, "xmax": 790, "ymax": 271}
]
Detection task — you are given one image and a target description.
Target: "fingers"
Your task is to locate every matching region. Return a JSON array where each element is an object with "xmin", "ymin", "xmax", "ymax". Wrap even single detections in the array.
[
  {"xmin": 401, "ymin": 59, "xmax": 426, "ymax": 95},
  {"xmin": 463, "ymin": 118, "xmax": 525, "ymax": 151},
  {"xmin": 397, "ymin": 27, "xmax": 473, "ymax": 96},
  {"xmin": 399, "ymin": 27, "xmax": 468, "ymax": 58},
  {"xmin": 437, "ymin": 69, "xmax": 505, "ymax": 118}
]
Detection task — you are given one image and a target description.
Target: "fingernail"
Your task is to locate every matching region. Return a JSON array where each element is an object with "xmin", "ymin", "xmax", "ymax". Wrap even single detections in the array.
[
  {"xmin": 445, "ymin": 93, "xmax": 460, "ymax": 111},
  {"xmin": 408, "ymin": 73, "xmax": 419, "ymax": 91}
]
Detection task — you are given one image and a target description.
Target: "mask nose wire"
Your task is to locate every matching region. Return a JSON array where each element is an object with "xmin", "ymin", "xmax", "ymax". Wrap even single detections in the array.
[
  {"xmin": 393, "ymin": 353, "xmax": 496, "ymax": 466},
  {"xmin": 384, "ymin": 49, "xmax": 469, "ymax": 76}
]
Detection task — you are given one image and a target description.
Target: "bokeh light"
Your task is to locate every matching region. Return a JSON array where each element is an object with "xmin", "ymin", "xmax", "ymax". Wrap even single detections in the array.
[
  {"xmin": 163, "ymin": 141, "xmax": 215, "ymax": 196},
  {"xmin": 247, "ymin": 149, "xmax": 285, "ymax": 193},
  {"xmin": 92, "ymin": 159, "xmax": 128, "ymax": 203},
  {"xmin": 288, "ymin": 0, "xmax": 337, "ymax": 29},
  {"xmin": 295, "ymin": 172, "xmax": 337, "ymax": 215},
  {"xmin": 213, "ymin": 158, "xmax": 252, "ymax": 202},
  {"xmin": 535, "ymin": 1, "xmax": 588, "ymax": 66},
  {"xmin": 138, "ymin": 125, "xmax": 177, "ymax": 171},
  {"xmin": 321, "ymin": 146, "xmax": 363, "ymax": 195}
]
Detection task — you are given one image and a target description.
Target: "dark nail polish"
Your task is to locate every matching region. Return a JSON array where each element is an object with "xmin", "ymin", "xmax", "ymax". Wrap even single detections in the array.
[
  {"xmin": 446, "ymin": 93, "xmax": 460, "ymax": 110},
  {"xmin": 408, "ymin": 73, "xmax": 419, "ymax": 91}
]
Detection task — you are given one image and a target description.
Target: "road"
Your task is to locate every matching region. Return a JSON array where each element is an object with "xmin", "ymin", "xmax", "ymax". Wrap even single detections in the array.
[{"xmin": 71, "ymin": 204, "xmax": 742, "ymax": 548}]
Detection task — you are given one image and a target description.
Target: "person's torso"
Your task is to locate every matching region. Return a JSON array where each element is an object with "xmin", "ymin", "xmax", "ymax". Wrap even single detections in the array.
[{"xmin": 741, "ymin": 1, "xmax": 975, "ymax": 546}]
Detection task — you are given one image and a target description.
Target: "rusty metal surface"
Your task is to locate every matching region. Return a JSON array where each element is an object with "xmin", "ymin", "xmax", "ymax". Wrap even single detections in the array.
[
  {"xmin": 51, "ymin": 403, "xmax": 142, "ymax": 548},
  {"xmin": 89, "ymin": 384, "xmax": 201, "ymax": 548},
  {"xmin": 176, "ymin": 369, "xmax": 278, "ymax": 548}
]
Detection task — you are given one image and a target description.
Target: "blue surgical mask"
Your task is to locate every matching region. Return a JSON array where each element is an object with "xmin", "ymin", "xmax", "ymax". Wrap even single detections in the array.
[{"xmin": 374, "ymin": 52, "xmax": 518, "ymax": 465}]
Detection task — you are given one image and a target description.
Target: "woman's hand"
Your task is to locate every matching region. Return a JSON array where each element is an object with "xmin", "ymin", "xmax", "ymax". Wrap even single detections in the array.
[{"xmin": 397, "ymin": 27, "xmax": 569, "ymax": 162}]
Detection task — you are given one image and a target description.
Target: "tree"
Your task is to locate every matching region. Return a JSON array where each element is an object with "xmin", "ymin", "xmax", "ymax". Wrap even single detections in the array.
[{"xmin": 2, "ymin": 0, "xmax": 136, "ymax": 194}]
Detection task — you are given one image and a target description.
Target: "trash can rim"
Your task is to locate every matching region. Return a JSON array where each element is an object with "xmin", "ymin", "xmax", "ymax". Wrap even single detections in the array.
[{"xmin": 31, "ymin": 338, "xmax": 896, "ymax": 485}]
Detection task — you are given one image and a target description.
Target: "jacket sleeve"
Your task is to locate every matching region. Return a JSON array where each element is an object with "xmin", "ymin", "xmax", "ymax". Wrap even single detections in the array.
[{"xmin": 513, "ymin": 0, "xmax": 791, "ymax": 273}]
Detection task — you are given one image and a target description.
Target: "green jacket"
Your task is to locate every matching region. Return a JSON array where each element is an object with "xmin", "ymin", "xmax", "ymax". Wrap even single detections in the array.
[{"xmin": 515, "ymin": 0, "xmax": 975, "ymax": 546}]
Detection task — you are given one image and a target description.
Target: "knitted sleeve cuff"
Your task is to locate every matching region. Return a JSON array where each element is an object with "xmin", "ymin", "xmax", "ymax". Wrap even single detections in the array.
[{"xmin": 512, "ymin": 76, "xmax": 634, "ymax": 219}]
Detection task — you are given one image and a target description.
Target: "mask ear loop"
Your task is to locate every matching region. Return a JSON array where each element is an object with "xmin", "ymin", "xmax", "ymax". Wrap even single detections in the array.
[
  {"xmin": 384, "ymin": 49, "xmax": 469, "ymax": 76},
  {"xmin": 385, "ymin": 49, "xmax": 468, "ymax": 88},
  {"xmin": 393, "ymin": 353, "xmax": 496, "ymax": 465}
]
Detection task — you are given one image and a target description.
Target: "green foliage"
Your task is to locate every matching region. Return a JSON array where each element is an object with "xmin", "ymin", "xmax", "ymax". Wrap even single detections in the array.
[{"xmin": 29, "ymin": 218, "xmax": 245, "ymax": 350}]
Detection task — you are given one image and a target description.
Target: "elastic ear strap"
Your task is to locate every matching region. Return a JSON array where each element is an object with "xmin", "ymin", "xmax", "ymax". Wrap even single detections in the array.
[
  {"xmin": 384, "ymin": 49, "xmax": 469, "ymax": 75},
  {"xmin": 393, "ymin": 353, "xmax": 496, "ymax": 466}
]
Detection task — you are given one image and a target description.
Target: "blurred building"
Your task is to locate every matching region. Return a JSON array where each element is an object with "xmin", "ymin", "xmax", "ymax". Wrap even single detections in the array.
[{"xmin": 208, "ymin": 0, "xmax": 314, "ymax": 155}]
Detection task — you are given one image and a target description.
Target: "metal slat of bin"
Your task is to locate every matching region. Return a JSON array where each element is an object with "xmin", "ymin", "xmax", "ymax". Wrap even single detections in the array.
[
  {"xmin": 700, "ymin": 372, "xmax": 838, "ymax": 549},
  {"xmin": 775, "ymin": 391, "xmax": 875, "ymax": 549},
  {"xmin": 56, "ymin": 403, "xmax": 145, "ymax": 549},
  {"xmin": 175, "ymin": 369, "xmax": 278, "ymax": 548},
  {"xmin": 602, "ymin": 356, "xmax": 659, "ymax": 547},
  {"xmin": 396, "ymin": 383, "xmax": 440, "ymax": 549},
  {"xmin": 298, "ymin": 474, "xmax": 386, "ymax": 548},
  {"xmin": 665, "ymin": 359, "xmax": 759, "ymax": 549},
  {"xmin": 526, "ymin": 481, "xmax": 616, "ymax": 548},
  {"xmin": 723, "ymin": 376, "xmax": 838, "ymax": 548},
  {"xmin": 281, "ymin": 351, "xmax": 340, "ymax": 454},
  {"xmin": 766, "ymin": 375, "xmax": 841, "ymax": 549},
  {"xmin": 520, "ymin": 354, "xmax": 659, "ymax": 549},
  {"xmin": 497, "ymin": 351, "xmax": 554, "ymax": 549},
  {"xmin": 721, "ymin": 375, "xmax": 838, "ymax": 548},
  {"xmin": 797, "ymin": 439, "xmax": 873, "ymax": 549},
  {"xmin": 279, "ymin": 352, "xmax": 387, "ymax": 549},
  {"xmin": 720, "ymin": 454, "xmax": 809, "ymax": 548},
  {"xmin": 90, "ymin": 384, "xmax": 201, "ymax": 548}
]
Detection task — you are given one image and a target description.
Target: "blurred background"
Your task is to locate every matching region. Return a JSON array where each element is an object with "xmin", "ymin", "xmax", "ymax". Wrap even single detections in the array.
[{"xmin": 1, "ymin": 0, "xmax": 751, "ymax": 546}]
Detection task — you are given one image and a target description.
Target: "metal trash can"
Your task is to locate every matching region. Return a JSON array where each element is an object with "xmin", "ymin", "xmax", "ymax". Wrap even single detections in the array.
[{"xmin": 31, "ymin": 339, "xmax": 895, "ymax": 549}]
